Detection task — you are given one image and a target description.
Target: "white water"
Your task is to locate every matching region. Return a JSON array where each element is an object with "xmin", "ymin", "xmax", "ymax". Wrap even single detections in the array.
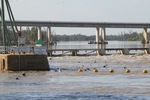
[{"xmin": 0, "ymin": 41, "xmax": 150, "ymax": 99}]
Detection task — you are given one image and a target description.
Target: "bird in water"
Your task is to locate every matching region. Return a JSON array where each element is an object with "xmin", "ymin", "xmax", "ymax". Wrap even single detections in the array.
[
  {"xmin": 22, "ymin": 73, "xmax": 26, "ymax": 77},
  {"xmin": 58, "ymin": 68, "xmax": 62, "ymax": 72},
  {"xmin": 49, "ymin": 57, "xmax": 52, "ymax": 60},
  {"xmin": 123, "ymin": 65, "xmax": 127, "ymax": 69},
  {"xmin": 84, "ymin": 67, "xmax": 90, "ymax": 71},
  {"xmin": 55, "ymin": 68, "xmax": 62, "ymax": 72},
  {"xmin": 86, "ymin": 68, "xmax": 90, "ymax": 71},
  {"xmin": 16, "ymin": 77, "xmax": 19, "ymax": 80},
  {"xmin": 103, "ymin": 62, "xmax": 107, "ymax": 68},
  {"xmin": 93, "ymin": 60, "xmax": 96, "ymax": 63}
]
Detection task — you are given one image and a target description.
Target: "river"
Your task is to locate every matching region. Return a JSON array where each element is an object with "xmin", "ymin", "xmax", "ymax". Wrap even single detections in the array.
[
  {"xmin": 52, "ymin": 41, "xmax": 148, "ymax": 49},
  {"xmin": 48, "ymin": 41, "xmax": 149, "ymax": 55},
  {"xmin": 0, "ymin": 41, "xmax": 150, "ymax": 100}
]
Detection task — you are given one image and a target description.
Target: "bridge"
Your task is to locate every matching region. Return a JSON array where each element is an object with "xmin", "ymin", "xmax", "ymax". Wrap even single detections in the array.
[
  {"xmin": 3, "ymin": 21, "xmax": 150, "ymax": 28},
  {"xmin": 1, "ymin": 21, "xmax": 150, "ymax": 45},
  {"xmin": 1, "ymin": 0, "xmax": 150, "ymax": 56}
]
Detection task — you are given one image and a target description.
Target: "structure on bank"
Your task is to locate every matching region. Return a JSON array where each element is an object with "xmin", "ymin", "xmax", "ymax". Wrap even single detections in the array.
[{"xmin": 0, "ymin": 0, "xmax": 50, "ymax": 71}]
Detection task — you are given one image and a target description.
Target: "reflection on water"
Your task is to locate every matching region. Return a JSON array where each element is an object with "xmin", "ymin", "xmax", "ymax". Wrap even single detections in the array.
[
  {"xmin": 49, "ymin": 41, "xmax": 150, "ymax": 49},
  {"xmin": 0, "ymin": 92, "xmax": 149, "ymax": 100},
  {"xmin": 0, "ymin": 69, "xmax": 150, "ymax": 99},
  {"xmin": 47, "ymin": 41, "xmax": 150, "ymax": 55}
]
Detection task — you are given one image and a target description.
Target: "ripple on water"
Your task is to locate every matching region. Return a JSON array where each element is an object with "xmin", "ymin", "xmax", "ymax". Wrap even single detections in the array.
[{"xmin": 0, "ymin": 92, "xmax": 149, "ymax": 100}]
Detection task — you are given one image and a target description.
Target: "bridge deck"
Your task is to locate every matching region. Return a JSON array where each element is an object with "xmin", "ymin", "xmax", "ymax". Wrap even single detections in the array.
[{"xmin": 1, "ymin": 21, "xmax": 150, "ymax": 28}]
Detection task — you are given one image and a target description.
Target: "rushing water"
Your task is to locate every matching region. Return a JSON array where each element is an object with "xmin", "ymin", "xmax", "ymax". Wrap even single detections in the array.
[
  {"xmin": 0, "ymin": 41, "xmax": 150, "ymax": 100},
  {"xmin": 1, "ymin": 70, "xmax": 150, "ymax": 100},
  {"xmin": 1, "ymin": 55, "xmax": 150, "ymax": 100}
]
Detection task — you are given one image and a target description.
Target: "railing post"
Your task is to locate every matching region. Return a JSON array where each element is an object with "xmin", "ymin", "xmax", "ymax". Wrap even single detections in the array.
[
  {"xmin": 47, "ymin": 26, "xmax": 52, "ymax": 44},
  {"xmin": 37, "ymin": 26, "xmax": 41, "ymax": 40},
  {"xmin": 96, "ymin": 27, "xmax": 100, "ymax": 44}
]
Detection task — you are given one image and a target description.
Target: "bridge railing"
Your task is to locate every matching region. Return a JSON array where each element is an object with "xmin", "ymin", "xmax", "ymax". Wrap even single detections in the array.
[{"xmin": 0, "ymin": 46, "xmax": 10, "ymax": 54}]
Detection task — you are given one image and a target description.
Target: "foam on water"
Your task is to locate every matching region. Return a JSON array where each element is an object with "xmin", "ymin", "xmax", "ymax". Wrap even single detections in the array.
[{"xmin": 0, "ymin": 55, "xmax": 150, "ymax": 99}]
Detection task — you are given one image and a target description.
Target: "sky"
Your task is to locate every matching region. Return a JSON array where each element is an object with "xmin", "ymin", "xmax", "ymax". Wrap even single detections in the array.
[{"xmin": 3, "ymin": 0, "xmax": 150, "ymax": 35}]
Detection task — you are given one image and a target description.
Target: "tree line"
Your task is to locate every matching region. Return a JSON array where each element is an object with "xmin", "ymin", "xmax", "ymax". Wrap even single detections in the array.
[
  {"xmin": 53, "ymin": 32, "xmax": 144, "ymax": 41},
  {"xmin": 0, "ymin": 27, "xmax": 148, "ymax": 44}
]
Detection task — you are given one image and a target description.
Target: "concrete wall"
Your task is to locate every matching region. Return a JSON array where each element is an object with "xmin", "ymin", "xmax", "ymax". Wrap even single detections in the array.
[{"xmin": 0, "ymin": 54, "xmax": 50, "ymax": 71}]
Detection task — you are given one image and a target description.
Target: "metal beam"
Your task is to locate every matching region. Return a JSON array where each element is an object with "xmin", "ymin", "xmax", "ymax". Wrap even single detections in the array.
[
  {"xmin": 1, "ymin": 0, "xmax": 6, "ymax": 47},
  {"xmin": 1, "ymin": 21, "xmax": 150, "ymax": 28}
]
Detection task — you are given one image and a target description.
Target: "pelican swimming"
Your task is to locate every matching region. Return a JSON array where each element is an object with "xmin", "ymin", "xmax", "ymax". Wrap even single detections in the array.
[{"xmin": 58, "ymin": 68, "xmax": 62, "ymax": 72}]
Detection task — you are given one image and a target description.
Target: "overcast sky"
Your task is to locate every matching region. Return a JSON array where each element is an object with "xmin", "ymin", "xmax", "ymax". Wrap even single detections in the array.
[{"xmin": 4, "ymin": 0, "xmax": 150, "ymax": 35}]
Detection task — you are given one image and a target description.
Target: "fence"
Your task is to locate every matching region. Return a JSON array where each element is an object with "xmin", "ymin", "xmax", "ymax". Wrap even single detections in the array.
[{"xmin": 0, "ymin": 46, "xmax": 47, "ymax": 55}]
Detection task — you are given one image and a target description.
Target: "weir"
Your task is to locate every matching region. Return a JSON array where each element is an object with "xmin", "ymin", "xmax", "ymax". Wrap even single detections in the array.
[{"xmin": 47, "ymin": 48, "xmax": 150, "ymax": 56}]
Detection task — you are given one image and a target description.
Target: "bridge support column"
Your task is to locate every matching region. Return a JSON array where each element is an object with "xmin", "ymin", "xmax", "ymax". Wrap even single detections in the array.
[
  {"xmin": 100, "ymin": 27, "xmax": 108, "ymax": 44},
  {"xmin": 47, "ymin": 26, "xmax": 52, "ymax": 44},
  {"xmin": 72, "ymin": 50, "xmax": 78, "ymax": 56},
  {"xmin": 37, "ymin": 26, "xmax": 41, "ymax": 40},
  {"xmin": 95, "ymin": 27, "xmax": 106, "ymax": 55},
  {"xmin": 96, "ymin": 27, "xmax": 100, "ymax": 44},
  {"xmin": 142, "ymin": 28, "xmax": 149, "ymax": 44},
  {"xmin": 96, "ymin": 27, "xmax": 100, "ymax": 55},
  {"xmin": 123, "ymin": 49, "xmax": 129, "ymax": 55},
  {"xmin": 96, "ymin": 43, "xmax": 100, "ymax": 55},
  {"xmin": 96, "ymin": 49, "xmax": 105, "ymax": 56}
]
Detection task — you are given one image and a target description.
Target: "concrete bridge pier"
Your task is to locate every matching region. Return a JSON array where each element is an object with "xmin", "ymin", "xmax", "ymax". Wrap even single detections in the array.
[
  {"xmin": 95, "ymin": 27, "xmax": 100, "ymax": 55},
  {"xmin": 96, "ymin": 27, "xmax": 100, "ymax": 44},
  {"xmin": 47, "ymin": 26, "xmax": 52, "ymax": 44},
  {"xmin": 72, "ymin": 50, "xmax": 78, "ymax": 56},
  {"xmin": 37, "ymin": 26, "xmax": 41, "ymax": 40},
  {"xmin": 100, "ymin": 27, "xmax": 108, "ymax": 44},
  {"xmin": 142, "ymin": 28, "xmax": 149, "ymax": 44},
  {"xmin": 96, "ymin": 43, "xmax": 106, "ymax": 56},
  {"xmin": 95, "ymin": 27, "xmax": 106, "ymax": 55},
  {"xmin": 96, "ymin": 43, "xmax": 100, "ymax": 55}
]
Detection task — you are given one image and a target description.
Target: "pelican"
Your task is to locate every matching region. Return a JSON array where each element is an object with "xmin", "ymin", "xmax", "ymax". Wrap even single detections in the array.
[{"xmin": 58, "ymin": 68, "xmax": 62, "ymax": 72}]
